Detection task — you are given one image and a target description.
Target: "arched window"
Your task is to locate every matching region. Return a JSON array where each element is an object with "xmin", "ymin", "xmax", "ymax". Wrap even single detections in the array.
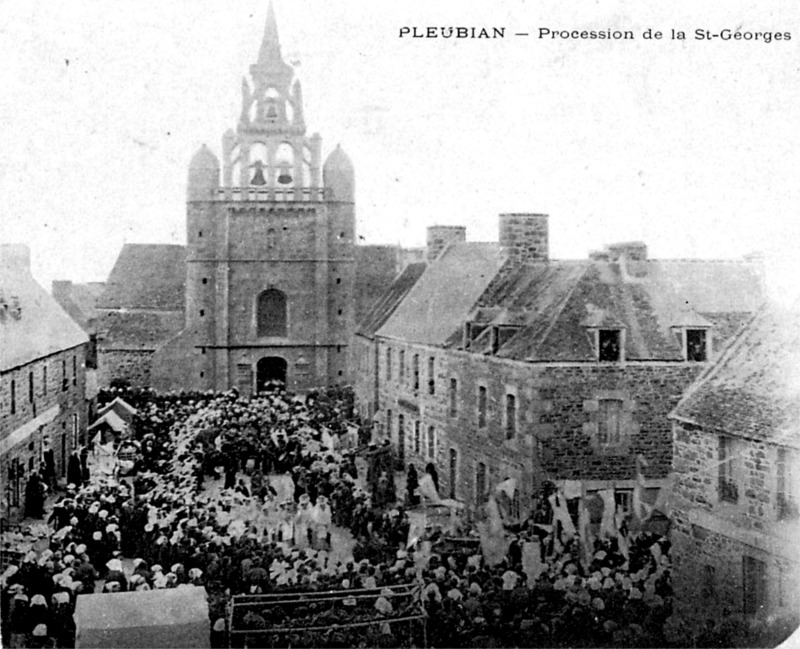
[{"xmin": 257, "ymin": 289, "xmax": 287, "ymax": 337}]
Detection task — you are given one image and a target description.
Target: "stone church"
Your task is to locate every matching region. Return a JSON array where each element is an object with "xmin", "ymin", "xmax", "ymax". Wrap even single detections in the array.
[{"xmin": 88, "ymin": 4, "xmax": 400, "ymax": 394}]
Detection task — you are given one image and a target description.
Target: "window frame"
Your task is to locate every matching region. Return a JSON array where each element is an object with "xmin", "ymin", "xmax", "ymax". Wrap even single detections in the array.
[
  {"xmin": 685, "ymin": 327, "xmax": 710, "ymax": 362},
  {"xmin": 477, "ymin": 385, "xmax": 487, "ymax": 428},
  {"xmin": 256, "ymin": 288, "xmax": 289, "ymax": 338},
  {"xmin": 449, "ymin": 378, "xmax": 458, "ymax": 417},
  {"xmin": 505, "ymin": 392, "xmax": 517, "ymax": 440},
  {"xmin": 598, "ymin": 328, "xmax": 624, "ymax": 363}
]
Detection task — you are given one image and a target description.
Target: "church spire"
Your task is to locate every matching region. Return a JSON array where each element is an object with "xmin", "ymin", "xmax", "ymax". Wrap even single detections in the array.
[{"xmin": 257, "ymin": 1, "xmax": 283, "ymax": 69}]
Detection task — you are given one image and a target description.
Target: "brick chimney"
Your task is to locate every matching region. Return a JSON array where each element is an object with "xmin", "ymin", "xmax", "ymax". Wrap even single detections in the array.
[
  {"xmin": 499, "ymin": 213, "xmax": 549, "ymax": 264},
  {"xmin": 426, "ymin": 225, "xmax": 467, "ymax": 263}
]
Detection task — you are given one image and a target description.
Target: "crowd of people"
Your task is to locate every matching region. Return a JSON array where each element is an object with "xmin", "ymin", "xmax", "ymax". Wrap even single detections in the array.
[{"xmin": 3, "ymin": 384, "xmax": 789, "ymax": 648}]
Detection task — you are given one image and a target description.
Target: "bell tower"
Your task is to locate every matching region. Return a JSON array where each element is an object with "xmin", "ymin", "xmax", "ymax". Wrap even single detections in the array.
[{"xmin": 180, "ymin": 1, "xmax": 356, "ymax": 395}]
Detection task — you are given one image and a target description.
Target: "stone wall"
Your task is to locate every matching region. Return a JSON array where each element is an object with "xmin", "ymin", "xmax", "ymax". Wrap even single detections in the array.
[
  {"xmin": 97, "ymin": 350, "xmax": 154, "ymax": 388},
  {"xmin": 0, "ymin": 345, "xmax": 88, "ymax": 517},
  {"xmin": 366, "ymin": 336, "xmax": 703, "ymax": 509},
  {"xmin": 670, "ymin": 419, "xmax": 800, "ymax": 624}
]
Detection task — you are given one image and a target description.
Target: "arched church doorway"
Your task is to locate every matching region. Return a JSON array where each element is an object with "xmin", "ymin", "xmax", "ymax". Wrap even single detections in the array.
[{"xmin": 256, "ymin": 356, "xmax": 288, "ymax": 391}]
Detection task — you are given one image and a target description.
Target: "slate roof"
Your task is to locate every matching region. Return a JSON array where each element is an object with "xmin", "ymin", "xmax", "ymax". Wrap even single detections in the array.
[
  {"xmin": 376, "ymin": 242, "xmax": 505, "ymax": 345},
  {"xmin": 52, "ymin": 281, "xmax": 105, "ymax": 333},
  {"xmin": 671, "ymin": 304, "xmax": 800, "ymax": 449},
  {"xmin": 1, "ymin": 249, "xmax": 88, "ymax": 371},
  {"xmin": 442, "ymin": 257, "xmax": 762, "ymax": 361},
  {"xmin": 354, "ymin": 245, "xmax": 402, "ymax": 327},
  {"xmin": 358, "ymin": 262, "xmax": 427, "ymax": 336},
  {"xmin": 98, "ymin": 244, "xmax": 186, "ymax": 310},
  {"xmin": 97, "ymin": 310, "xmax": 185, "ymax": 350}
]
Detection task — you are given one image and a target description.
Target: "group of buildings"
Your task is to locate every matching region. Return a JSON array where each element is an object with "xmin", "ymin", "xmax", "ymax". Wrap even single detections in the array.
[{"xmin": 1, "ymin": 1, "xmax": 797, "ymax": 633}]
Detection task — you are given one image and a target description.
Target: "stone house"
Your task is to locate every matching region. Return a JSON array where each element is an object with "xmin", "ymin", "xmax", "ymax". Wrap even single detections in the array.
[
  {"xmin": 354, "ymin": 213, "xmax": 763, "ymax": 514},
  {"xmin": 669, "ymin": 304, "xmax": 800, "ymax": 625},
  {"xmin": 1, "ymin": 245, "xmax": 89, "ymax": 517}
]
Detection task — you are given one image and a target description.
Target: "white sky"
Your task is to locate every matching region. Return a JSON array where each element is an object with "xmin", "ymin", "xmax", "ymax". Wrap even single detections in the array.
[{"xmin": 1, "ymin": 0, "xmax": 798, "ymax": 302}]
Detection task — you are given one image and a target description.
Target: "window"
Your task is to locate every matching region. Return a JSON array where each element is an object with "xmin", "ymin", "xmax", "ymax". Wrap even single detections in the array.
[
  {"xmin": 598, "ymin": 399, "xmax": 623, "ymax": 445},
  {"xmin": 702, "ymin": 564, "xmax": 716, "ymax": 600},
  {"xmin": 72, "ymin": 413, "xmax": 79, "ymax": 448},
  {"xmin": 257, "ymin": 289, "xmax": 288, "ymax": 337},
  {"xmin": 28, "ymin": 371, "xmax": 34, "ymax": 402},
  {"xmin": 72, "ymin": 356, "xmax": 77, "ymax": 385},
  {"xmin": 42, "ymin": 366, "xmax": 47, "ymax": 395},
  {"xmin": 719, "ymin": 436, "xmax": 739, "ymax": 503},
  {"xmin": 598, "ymin": 329, "xmax": 622, "ymax": 362},
  {"xmin": 414, "ymin": 421, "xmax": 421, "ymax": 454},
  {"xmin": 427, "ymin": 426, "xmax": 435, "ymax": 459},
  {"xmin": 398, "ymin": 415, "xmax": 406, "ymax": 464},
  {"xmin": 386, "ymin": 409, "xmax": 393, "ymax": 439},
  {"xmin": 399, "ymin": 351, "xmax": 405, "ymax": 381},
  {"xmin": 449, "ymin": 378, "xmax": 458, "ymax": 417},
  {"xmin": 266, "ymin": 228, "xmax": 277, "ymax": 249},
  {"xmin": 200, "ymin": 309, "xmax": 205, "ymax": 317},
  {"xmin": 686, "ymin": 329, "xmax": 708, "ymax": 362},
  {"xmin": 743, "ymin": 556, "xmax": 768, "ymax": 616},
  {"xmin": 427, "ymin": 356, "xmax": 435, "ymax": 395},
  {"xmin": 505, "ymin": 393, "xmax": 517, "ymax": 440},
  {"xmin": 777, "ymin": 447, "xmax": 798, "ymax": 520},
  {"xmin": 476, "ymin": 462, "xmax": 487, "ymax": 506},
  {"xmin": 62, "ymin": 359, "xmax": 67, "ymax": 391},
  {"xmin": 478, "ymin": 386, "xmax": 487, "ymax": 428},
  {"xmin": 412, "ymin": 354, "xmax": 419, "ymax": 392},
  {"xmin": 61, "ymin": 432, "xmax": 67, "ymax": 478},
  {"xmin": 10, "ymin": 379, "xmax": 16, "ymax": 414},
  {"xmin": 385, "ymin": 348, "xmax": 392, "ymax": 381},
  {"xmin": 449, "ymin": 448, "xmax": 458, "ymax": 499},
  {"xmin": 615, "ymin": 490, "xmax": 633, "ymax": 514},
  {"xmin": 202, "ymin": 277, "xmax": 208, "ymax": 285}
]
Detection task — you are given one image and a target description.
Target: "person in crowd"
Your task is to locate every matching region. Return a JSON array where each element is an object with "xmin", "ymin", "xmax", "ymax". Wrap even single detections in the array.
[{"xmin": 24, "ymin": 472, "xmax": 46, "ymax": 519}]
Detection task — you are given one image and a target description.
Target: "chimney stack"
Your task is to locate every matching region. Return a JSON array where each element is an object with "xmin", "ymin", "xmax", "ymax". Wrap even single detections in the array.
[
  {"xmin": 426, "ymin": 225, "xmax": 467, "ymax": 263},
  {"xmin": 499, "ymin": 213, "xmax": 549, "ymax": 264}
]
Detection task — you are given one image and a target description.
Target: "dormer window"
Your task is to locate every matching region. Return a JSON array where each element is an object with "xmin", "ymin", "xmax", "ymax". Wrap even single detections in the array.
[
  {"xmin": 598, "ymin": 329, "xmax": 623, "ymax": 362},
  {"xmin": 490, "ymin": 325, "xmax": 522, "ymax": 355},
  {"xmin": 686, "ymin": 328, "xmax": 708, "ymax": 362},
  {"xmin": 463, "ymin": 322, "xmax": 487, "ymax": 351}
]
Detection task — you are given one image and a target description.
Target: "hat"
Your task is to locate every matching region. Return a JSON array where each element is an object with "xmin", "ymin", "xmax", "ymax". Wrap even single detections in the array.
[
  {"xmin": 75, "ymin": 544, "xmax": 87, "ymax": 555},
  {"xmin": 106, "ymin": 559, "xmax": 123, "ymax": 572},
  {"xmin": 92, "ymin": 531, "xmax": 102, "ymax": 541},
  {"xmin": 31, "ymin": 594, "xmax": 47, "ymax": 606},
  {"xmin": 32, "ymin": 624, "xmax": 48, "ymax": 637},
  {"xmin": 213, "ymin": 618, "xmax": 226, "ymax": 632}
]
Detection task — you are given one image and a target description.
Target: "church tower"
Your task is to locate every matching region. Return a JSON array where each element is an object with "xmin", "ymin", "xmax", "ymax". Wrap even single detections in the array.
[{"xmin": 184, "ymin": 3, "xmax": 356, "ymax": 394}]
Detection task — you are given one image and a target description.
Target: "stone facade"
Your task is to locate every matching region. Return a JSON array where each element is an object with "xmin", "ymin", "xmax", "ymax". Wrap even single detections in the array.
[
  {"xmin": 374, "ymin": 340, "xmax": 702, "ymax": 510},
  {"xmin": 1, "ymin": 348, "xmax": 88, "ymax": 518},
  {"xmin": 670, "ymin": 420, "xmax": 800, "ymax": 622}
]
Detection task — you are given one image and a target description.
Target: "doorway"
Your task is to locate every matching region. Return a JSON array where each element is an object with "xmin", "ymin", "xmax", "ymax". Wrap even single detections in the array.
[{"xmin": 256, "ymin": 356, "xmax": 288, "ymax": 391}]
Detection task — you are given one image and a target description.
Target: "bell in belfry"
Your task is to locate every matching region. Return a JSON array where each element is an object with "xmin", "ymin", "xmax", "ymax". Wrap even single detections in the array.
[
  {"xmin": 277, "ymin": 163, "xmax": 292, "ymax": 185},
  {"xmin": 250, "ymin": 160, "xmax": 267, "ymax": 186}
]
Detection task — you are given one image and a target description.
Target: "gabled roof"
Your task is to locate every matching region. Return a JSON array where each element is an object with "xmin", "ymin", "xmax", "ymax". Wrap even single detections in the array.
[
  {"xmin": 52, "ymin": 281, "xmax": 105, "ymax": 333},
  {"xmin": 97, "ymin": 396, "xmax": 138, "ymax": 423},
  {"xmin": 1, "ymin": 251, "xmax": 88, "ymax": 371},
  {"xmin": 98, "ymin": 244, "xmax": 186, "ymax": 310},
  {"xmin": 671, "ymin": 304, "xmax": 800, "ymax": 448},
  {"xmin": 376, "ymin": 242, "xmax": 505, "ymax": 345},
  {"xmin": 358, "ymin": 262, "xmax": 426, "ymax": 337},
  {"xmin": 444, "ymin": 257, "xmax": 762, "ymax": 362},
  {"xmin": 354, "ymin": 245, "xmax": 402, "ymax": 327}
]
